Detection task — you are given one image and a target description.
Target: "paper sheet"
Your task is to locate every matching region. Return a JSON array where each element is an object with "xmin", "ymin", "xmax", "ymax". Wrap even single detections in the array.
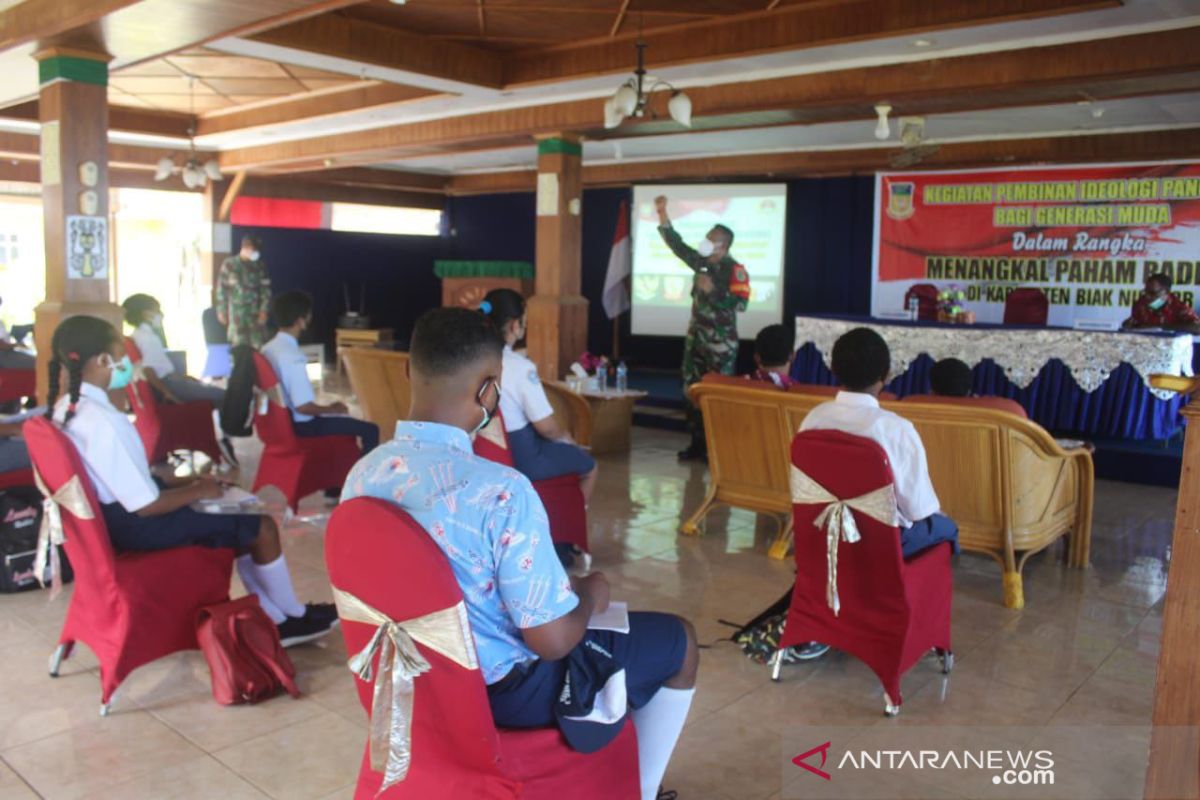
[
  {"xmin": 588, "ymin": 601, "xmax": 630, "ymax": 634},
  {"xmin": 194, "ymin": 487, "xmax": 264, "ymax": 514}
]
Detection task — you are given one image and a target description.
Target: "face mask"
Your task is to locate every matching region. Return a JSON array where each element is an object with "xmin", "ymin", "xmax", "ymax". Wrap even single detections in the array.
[
  {"xmin": 471, "ymin": 378, "xmax": 501, "ymax": 435},
  {"xmin": 696, "ymin": 239, "xmax": 715, "ymax": 258},
  {"xmin": 247, "ymin": 251, "xmax": 261, "ymax": 262},
  {"xmin": 104, "ymin": 355, "xmax": 135, "ymax": 391},
  {"xmin": 1149, "ymin": 296, "xmax": 1168, "ymax": 310},
  {"xmin": 149, "ymin": 313, "xmax": 164, "ymax": 327}
]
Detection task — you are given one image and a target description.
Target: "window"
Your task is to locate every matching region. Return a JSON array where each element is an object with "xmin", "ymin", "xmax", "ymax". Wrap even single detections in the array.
[{"xmin": 330, "ymin": 202, "xmax": 442, "ymax": 236}]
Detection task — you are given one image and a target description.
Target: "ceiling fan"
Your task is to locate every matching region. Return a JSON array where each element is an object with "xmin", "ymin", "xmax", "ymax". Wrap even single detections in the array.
[{"xmin": 890, "ymin": 116, "xmax": 939, "ymax": 168}]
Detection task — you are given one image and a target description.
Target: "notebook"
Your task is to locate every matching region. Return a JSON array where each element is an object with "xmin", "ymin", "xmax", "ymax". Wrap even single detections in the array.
[{"xmin": 588, "ymin": 601, "xmax": 630, "ymax": 634}]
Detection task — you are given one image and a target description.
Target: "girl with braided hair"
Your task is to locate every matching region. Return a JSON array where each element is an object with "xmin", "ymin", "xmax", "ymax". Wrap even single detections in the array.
[{"xmin": 45, "ymin": 316, "xmax": 337, "ymax": 647}]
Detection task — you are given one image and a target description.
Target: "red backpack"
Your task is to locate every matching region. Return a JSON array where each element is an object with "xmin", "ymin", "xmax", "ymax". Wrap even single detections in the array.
[{"xmin": 196, "ymin": 595, "xmax": 301, "ymax": 705}]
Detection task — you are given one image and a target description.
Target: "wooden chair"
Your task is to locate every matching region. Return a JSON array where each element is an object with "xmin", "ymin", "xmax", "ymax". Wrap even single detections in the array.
[
  {"xmin": 542, "ymin": 382, "xmax": 593, "ymax": 448},
  {"xmin": 342, "ymin": 348, "xmax": 411, "ymax": 442}
]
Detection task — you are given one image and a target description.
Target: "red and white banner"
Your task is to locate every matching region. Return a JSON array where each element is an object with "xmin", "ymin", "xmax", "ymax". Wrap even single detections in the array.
[{"xmin": 872, "ymin": 162, "xmax": 1200, "ymax": 326}]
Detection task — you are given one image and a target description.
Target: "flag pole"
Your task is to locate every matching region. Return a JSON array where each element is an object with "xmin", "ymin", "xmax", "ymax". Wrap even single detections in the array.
[{"xmin": 612, "ymin": 316, "xmax": 620, "ymax": 361}]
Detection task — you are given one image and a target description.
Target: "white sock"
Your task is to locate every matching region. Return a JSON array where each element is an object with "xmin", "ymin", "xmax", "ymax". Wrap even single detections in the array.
[
  {"xmin": 250, "ymin": 555, "xmax": 306, "ymax": 619},
  {"xmin": 236, "ymin": 555, "xmax": 285, "ymax": 623},
  {"xmin": 631, "ymin": 687, "xmax": 695, "ymax": 800}
]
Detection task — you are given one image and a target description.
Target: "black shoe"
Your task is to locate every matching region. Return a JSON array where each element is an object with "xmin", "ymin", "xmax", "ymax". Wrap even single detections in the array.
[
  {"xmin": 677, "ymin": 445, "xmax": 707, "ymax": 462},
  {"xmin": 657, "ymin": 789, "xmax": 678, "ymax": 800},
  {"xmin": 217, "ymin": 436, "xmax": 239, "ymax": 468},
  {"xmin": 277, "ymin": 608, "xmax": 339, "ymax": 647},
  {"xmin": 785, "ymin": 641, "xmax": 831, "ymax": 662},
  {"xmin": 323, "ymin": 488, "xmax": 341, "ymax": 506},
  {"xmin": 305, "ymin": 602, "xmax": 338, "ymax": 623}
]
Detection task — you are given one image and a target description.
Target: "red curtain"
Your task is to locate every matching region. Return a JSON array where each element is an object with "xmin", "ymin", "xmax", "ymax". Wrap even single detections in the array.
[{"xmin": 230, "ymin": 197, "xmax": 324, "ymax": 229}]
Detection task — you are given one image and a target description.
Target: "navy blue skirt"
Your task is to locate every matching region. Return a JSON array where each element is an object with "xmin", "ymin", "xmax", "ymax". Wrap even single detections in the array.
[
  {"xmin": 100, "ymin": 501, "xmax": 261, "ymax": 553},
  {"xmin": 507, "ymin": 424, "xmax": 596, "ymax": 482}
]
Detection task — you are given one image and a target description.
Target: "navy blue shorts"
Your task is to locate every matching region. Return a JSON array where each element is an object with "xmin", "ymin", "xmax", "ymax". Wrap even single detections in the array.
[
  {"xmin": 488, "ymin": 611, "xmax": 688, "ymax": 728},
  {"xmin": 100, "ymin": 501, "xmax": 261, "ymax": 553},
  {"xmin": 507, "ymin": 424, "xmax": 596, "ymax": 483}
]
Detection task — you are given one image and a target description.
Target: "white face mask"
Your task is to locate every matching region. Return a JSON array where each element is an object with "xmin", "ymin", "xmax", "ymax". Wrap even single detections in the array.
[
  {"xmin": 696, "ymin": 239, "xmax": 715, "ymax": 258},
  {"xmin": 149, "ymin": 313, "xmax": 164, "ymax": 327},
  {"xmin": 246, "ymin": 251, "xmax": 261, "ymax": 262}
]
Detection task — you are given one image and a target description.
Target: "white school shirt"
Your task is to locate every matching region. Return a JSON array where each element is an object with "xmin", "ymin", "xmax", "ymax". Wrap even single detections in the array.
[
  {"xmin": 0, "ymin": 321, "xmax": 9, "ymax": 343},
  {"xmin": 261, "ymin": 331, "xmax": 316, "ymax": 422},
  {"xmin": 131, "ymin": 323, "xmax": 175, "ymax": 379},
  {"xmin": 798, "ymin": 391, "xmax": 940, "ymax": 527},
  {"xmin": 499, "ymin": 345, "xmax": 554, "ymax": 433},
  {"xmin": 54, "ymin": 382, "xmax": 160, "ymax": 511}
]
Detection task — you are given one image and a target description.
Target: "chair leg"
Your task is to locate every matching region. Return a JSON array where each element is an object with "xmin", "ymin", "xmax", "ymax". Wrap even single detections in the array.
[
  {"xmin": 48, "ymin": 641, "xmax": 73, "ymax": 677},
  {"xmin": 770, "ymin": 649, "xmax": 784, "ymax": 682},
  {"xmin": 767, "ymin": 516, "xmax": 794, "ymax": 561},
  {"xmin": 936, "ymin": 648, "xmax": 954, "ymax": 674},
  {"xmin": 884, "ymin": 692, "xmax": 900, "ymax": 717},
  {"xmin": 1002, "ymin": 571, "xmax": 1024, "ymax": 610},
  {"xmin": 679, "ymin": 488, "xmax": 717, "ymax": 536}
]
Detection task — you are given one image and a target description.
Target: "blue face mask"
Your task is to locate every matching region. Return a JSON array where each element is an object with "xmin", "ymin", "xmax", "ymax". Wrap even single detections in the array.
[
  {"xmin": 1148, "ymin": 296, "xmax": 1168, "ymax": 310},
  {"xmin": 105, "ymin": 355, "xmax": 135, "ymax": 391}
]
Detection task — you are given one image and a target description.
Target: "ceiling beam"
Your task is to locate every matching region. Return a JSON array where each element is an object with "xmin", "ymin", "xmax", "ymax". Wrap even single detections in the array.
[
  {"xmin": 217, "ymin": 26, "xmax": 1200, "ymax": 172},
  {"xmin": 0, "ymin": 129, "xmax": 188, "ymax": 168},
  {"xmin": 0, "ymin": 99, "xmax": 194, "ymax": 139},
  {"xmin": 248, "ymin": 13, "xmax": 505, "ymax": 90},
  {"xmin": 0, "ymin": 0, "xmax": 139, "ymax": 52},
  {"xmin": 240, "ymin": 174, "xmax": 445, "ymax": 209},
  {"xmin": 196, "ymin": 81, "xmax": 436, "ymax": 137},
  {"xmin": 445, "ymin": 126, "xmax": 1200, "ymax": 193},
  {"xmin": 503, "ymin": 0, "xmax": 1118, "ymax": 86}
]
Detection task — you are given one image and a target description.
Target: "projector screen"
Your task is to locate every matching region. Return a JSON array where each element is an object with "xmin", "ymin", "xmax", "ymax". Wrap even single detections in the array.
[{"xmin": 631, "ymin": 183, "xmax": 787, "ymax": 339}]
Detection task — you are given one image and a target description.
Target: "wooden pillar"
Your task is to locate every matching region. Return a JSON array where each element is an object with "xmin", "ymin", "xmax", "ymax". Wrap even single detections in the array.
[
  {"xmin": 1145, "ymin": 375, "xmax": 1200, "ymax": 799},
  {"xmin": 527, "ymin": 134, "xmax": 587, "ymax": 382},
  {"xmin": 32, "ymin": 49, "xmax": 121, "ymax": 401}
]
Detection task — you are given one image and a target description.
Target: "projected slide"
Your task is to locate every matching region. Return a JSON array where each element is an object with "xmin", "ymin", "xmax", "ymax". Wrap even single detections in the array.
[{"xmin": 631, "ymin": 183, "xmax": 786, "ymax": 339}]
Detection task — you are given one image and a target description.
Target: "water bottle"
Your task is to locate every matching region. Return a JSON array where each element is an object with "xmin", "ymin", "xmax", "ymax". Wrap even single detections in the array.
[
  {"xmin": 615, "ymin": 361, "xmax": 628, "ymax": 394},
  {"xmin": 597, "ymin": 365, "xmax": 608, "ymax": 394},
  {"xmin": 907, "ymin": 295, "xmax": 919, "ymax": 320}
]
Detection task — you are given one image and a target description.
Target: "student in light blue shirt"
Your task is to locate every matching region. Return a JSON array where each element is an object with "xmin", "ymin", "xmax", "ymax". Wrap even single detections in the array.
[
  {"xmin": 342, "ymin": 307, "xmax": 697, "ymax": 800},
  {"xmin": 261, "ymin": 291, "xmax": 378, "ymax": 455}
]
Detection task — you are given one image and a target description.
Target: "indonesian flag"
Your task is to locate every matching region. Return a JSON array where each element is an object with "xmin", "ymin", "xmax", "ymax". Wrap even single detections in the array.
[{"xmin": 602, "ymin": 199, "xmax": 631, "ymax": 319}]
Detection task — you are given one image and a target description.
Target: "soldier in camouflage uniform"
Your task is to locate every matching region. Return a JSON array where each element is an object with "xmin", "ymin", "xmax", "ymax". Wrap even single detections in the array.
[
  {"xmin": 655, "ymin": 195, "xmax": 751, "ymax": 460},
  {"xmin": 215, "ymin": 234, "xmax": 272, "ymax": 348}
]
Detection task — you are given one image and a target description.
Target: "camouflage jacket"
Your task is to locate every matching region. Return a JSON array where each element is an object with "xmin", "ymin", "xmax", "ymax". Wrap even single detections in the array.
[
  {"xmin": 658, "ymin": 224, "xmax": 750, "ymax": 344},
  {"xmin": 215, "ymin": 255, "xmax": 272, "ymax": 347}
]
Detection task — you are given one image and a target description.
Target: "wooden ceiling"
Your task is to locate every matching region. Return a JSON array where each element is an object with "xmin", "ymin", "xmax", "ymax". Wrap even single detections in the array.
[
  {"xmin": 0, "ymin": 0, "xmax": 1197, "ymax": 200},
  {"xmin": 108, "ymin": 48, "xmax": 359, "ymax": 113}
]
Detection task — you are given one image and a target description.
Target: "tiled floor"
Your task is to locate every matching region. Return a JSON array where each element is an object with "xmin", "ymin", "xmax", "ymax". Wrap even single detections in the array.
[{"xmin": 0, "ymin": 426, "xmax": 1170, "ymax": 799}]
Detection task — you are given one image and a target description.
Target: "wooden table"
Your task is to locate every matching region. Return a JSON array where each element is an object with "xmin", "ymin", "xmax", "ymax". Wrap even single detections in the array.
[
  {"xmin": 555, "ymin": 383, "xmax": 647, "ymax": 455},
  {"xmin": 335, "ymin": 328, "xmax": 393, "ymax": 378}
]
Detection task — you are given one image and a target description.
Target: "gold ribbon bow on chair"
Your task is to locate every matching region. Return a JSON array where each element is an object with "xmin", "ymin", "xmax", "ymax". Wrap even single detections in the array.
[
  {"xmin": 332, "ymin": 586, "xmax": 479, "ymax": 796},
  {"xmin": 790, "ymin": 467, "xmax": 897, "ymax": 616},
  {"xmin": 32, "ymin": 467, "xmax": 93, "ymax": 600}
]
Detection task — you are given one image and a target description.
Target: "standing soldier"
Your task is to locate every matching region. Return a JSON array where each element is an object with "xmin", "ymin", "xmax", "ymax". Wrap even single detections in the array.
[
  {"xmin": 215, "ymin": 234, "xmax": 272, "ymax": 348},
  {"xmin": 655, "ymin": 195, "xmax": 751, "ymax": 461}
]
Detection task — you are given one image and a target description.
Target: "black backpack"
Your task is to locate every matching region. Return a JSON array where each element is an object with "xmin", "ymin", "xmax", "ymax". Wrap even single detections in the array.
[
  {"xmin": 0, "ymin": 486, "xmax": 72, "ymax": 592},
  {"xmin": 220, "ymin": 344, "xmax": 258, "ymax": 438}
]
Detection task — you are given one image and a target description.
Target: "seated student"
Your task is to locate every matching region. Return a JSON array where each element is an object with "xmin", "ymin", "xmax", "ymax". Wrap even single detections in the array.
[
  {"xmin": 0, "ymin": 296, "xmax": 35, "ymax": 371},
  {"xmin": 482, "ymin": 289, "xmax": 597, "ymax": 504},
  {"xmin": 745, "ymin": 324, "xmax": 796, "ymax": 389},
  {"xmin": 929, "ymin": 357, "xmax": 973, "ymax": 397},
  {"xmin": 800, "ymin": 327, "xmax": 959, "ymax": 559},
  {"xmin": 0, "ymin": 421, "xmax": 29, "ymax": 474},
  {"xmin": 1122, "ymin": 273, "xmax": 1200, "ymax": 332},
  {"xmin": 122, "ymin": 294, "xmax": 238, "ymax": 466},
  {"xmin": 343, "ymin": 308, "xmax": 697, "ymax": 800},
  {"xmin": 44, "ymin": 316, "xmax": 336, "ymax": 646},
  {"xmin": 262, "ymin": 291, "xmax": 379, "ymax": 455}
]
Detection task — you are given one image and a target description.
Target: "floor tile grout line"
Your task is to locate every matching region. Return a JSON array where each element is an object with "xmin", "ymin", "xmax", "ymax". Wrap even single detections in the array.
[{"xmin": 0, "ymin": 752, "xmax": 45, "ymax": 799}]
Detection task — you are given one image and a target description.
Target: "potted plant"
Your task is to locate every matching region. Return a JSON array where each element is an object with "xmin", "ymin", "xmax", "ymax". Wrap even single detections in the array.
[{"xmin": 936, "ymin": 286, "xmax": 975, "ymax": 324}]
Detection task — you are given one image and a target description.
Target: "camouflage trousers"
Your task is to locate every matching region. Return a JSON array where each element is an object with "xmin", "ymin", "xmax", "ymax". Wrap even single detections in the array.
[{"xmin": 682, "ymin": 334, "xmax": 739, "ymax": 444}]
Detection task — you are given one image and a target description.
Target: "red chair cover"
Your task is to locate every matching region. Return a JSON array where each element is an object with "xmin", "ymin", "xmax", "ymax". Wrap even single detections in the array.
[
  {"xmin": 901, "ymin": 394, "xmax": 1028, "ymax": 419},
  {"xmin": 22, "ymin": 417, "xmax": 233, "ymax": 705},
  {"xmin": 1003, "ymin": 288, "xmax": 1050, "ymax": 325},
  {"xmin": 0, "ymin": 367, "xmax": 36, "ymax": 404},
  {"xmin": 904, "ymin": 283, "xmax": 940, "ymax": 321},
  {"xmin": 325, "ymin": 498, "xmax": 638, "ymax": 799},
  {"xmin": 250, "ymin": 352, "xmax": 360, "ymax": 512},
  {"xmin": 472, "ymin": 415, "xmax": 589, "ymax": 551},
  {"xmin": 0, "ymin": 468, "xmax": 34, "ymax": 490},
  {"xmin": 123, "ymin": 337, "xmax": 223, "ymax": 465},
  {"xmin": 780, "ymin": 430, "xmax": 952, "ymax": 708}
]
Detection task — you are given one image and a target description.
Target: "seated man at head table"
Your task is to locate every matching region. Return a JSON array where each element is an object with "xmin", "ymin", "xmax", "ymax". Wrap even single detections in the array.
[
  {"xmin": 745, "ymin": 324, "xmax": 796, "ymax": 389},
  {"xmin": 341, "ymin": 307, "xmax": 698, "ymax": 800},
  {"xmin": 1122, "ymin": 273, "xmax": 1200, "ymax": 333},
  {"xmin": 800, "ymin": 328, "xmax": 960, "ymax": 559}
]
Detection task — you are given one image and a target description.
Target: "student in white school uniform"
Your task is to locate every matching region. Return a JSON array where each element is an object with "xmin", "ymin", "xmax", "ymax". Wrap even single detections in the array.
[
  {"xmin": 799, "ymin": 327, "xmax": 959, "ymax": 558},
  {"xmin": 261, "ymin": 291, "xmax": 379, "ymax": 455},
  {"xmin": 122, "ymin": 294, "xmax": 238, "ymax": 466},
  {"xmin": 0, "ymin": 295, "xmax": 35, "ymax": 371},
  {"xmin": 481, "ymin": 289, "xmax": 597, "ymax": 504},
  {"xmin": 44, "ymin": 315, "xmax": 337, "ymax": 646}
]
